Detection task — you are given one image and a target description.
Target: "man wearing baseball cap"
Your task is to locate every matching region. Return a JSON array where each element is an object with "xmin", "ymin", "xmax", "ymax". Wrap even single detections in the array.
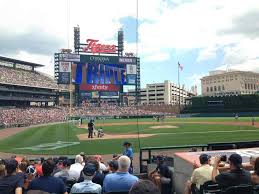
[
  {"xmin": 70, "ymin": 162, "xmax": 101, "ymax": 194},
  {"xmin": 212, "ymin": 153, "xmax": 251, "ymax": 189},
  {"xmin": 184, "ymin": 154, "xmax": 215, "ymax": 194}
]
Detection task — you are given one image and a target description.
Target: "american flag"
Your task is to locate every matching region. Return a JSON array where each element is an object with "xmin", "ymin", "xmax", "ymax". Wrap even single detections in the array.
[{"xmin": 178, "ymin": 62, "xmax": 183, "ymax": 71}]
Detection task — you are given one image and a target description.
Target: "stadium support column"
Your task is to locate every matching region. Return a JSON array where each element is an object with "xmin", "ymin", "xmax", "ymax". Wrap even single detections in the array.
[
  {"xmin": 136, "ymin": 57, "xmax": 141, "ymax": 105},
  {"xmin": 74, "ymin": 26, "xmax": 80, "ymax": 107},
  {"xmin": 178, "ymin": 64, "xmax": 181, "ymax": 115},
  {"xmin": 54, "ymin": 53, "xmax": 60, "ymax": 105},
  {"xmin": 119, "ymin": 85, "xmax": 124, "ymax": 106},
  {"xmin": 74, "ymin": 26, "xmax": 80, "ymax": 54},
  {"xmin": 118, "ymin": 29, "xmax": 124, "ymax": 105},
  {"xmin": 118, "ymin": 29, "xmax": 124, "ymax": 57},
  {"xmin": 54, "ymin": 53, "xmax": 59, "ymax": 81},
  {"xmin": 75, "ymin": 85, "xmax": 80, "ymax": 107}
]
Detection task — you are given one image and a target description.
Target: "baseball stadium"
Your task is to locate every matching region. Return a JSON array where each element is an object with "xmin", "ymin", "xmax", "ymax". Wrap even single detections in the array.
[
  {"xmin": 1, "ymin": 28, "xmax": 259, "ymax": 194},
  {"xmin": 1, "ymin": 2, "xmax": 259, "ymax": 194}
]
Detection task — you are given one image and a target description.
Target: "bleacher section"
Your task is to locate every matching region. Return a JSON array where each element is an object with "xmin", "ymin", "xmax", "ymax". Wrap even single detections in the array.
[
  {"xmin": 0, "ymin": 66, "xmax": 57, "ymax": 89},
  {"xmin": 0, "ymin": 56, "xmax": 58, "ymax": 107}
]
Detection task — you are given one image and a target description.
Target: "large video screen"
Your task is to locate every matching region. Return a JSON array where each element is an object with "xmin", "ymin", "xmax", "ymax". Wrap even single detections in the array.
[{"xmin": 72, "ymin": 63, "xmax": 127, "ymax": 85}]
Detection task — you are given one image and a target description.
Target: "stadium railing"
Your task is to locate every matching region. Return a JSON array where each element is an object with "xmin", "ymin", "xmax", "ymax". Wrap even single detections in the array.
[
  {"xmin": 139, "ymin": 140, "xmax": 259, "ymax": 173},
  {"xmin": 207, "ymin": 141, "xmax": 259, "ymax": 150},
  {"xmin": 139, "ymin": 144, "xmax": 207, "ymax": 173}
]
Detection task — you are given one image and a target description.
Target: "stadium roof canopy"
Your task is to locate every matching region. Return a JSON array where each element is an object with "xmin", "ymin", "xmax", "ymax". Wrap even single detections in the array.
[{"xmin": 0, "ymin": 55, "xmax": 44, "ymax": 68}]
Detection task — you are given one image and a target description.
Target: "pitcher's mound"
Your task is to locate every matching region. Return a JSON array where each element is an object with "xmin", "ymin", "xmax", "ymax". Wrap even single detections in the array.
[
  {"xmin": 150, "ymin": 125, "xmax": 178, "ymax": 129},
  {"xmin": 77, "ymin": 133, "xmax": 156, "ymax": 141}
]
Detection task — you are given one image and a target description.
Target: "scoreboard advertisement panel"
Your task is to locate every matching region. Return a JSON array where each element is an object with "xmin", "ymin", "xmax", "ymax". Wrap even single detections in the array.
[
  {"xmin": 72, "ymin": 63, "xmax": 127, "ymax": 85},
  {"xmin": 69, "ymin": 55, "xmax": 137, "ymax": 90},
  {"xmin": 57, "ymin": 54, "xmax": 138, "ymax": 88}
]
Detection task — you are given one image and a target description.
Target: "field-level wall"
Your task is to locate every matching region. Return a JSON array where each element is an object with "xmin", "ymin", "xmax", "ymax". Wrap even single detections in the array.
[{"xmin": 183, "ymin": 94, "xmax": 259, "ymax": 113}]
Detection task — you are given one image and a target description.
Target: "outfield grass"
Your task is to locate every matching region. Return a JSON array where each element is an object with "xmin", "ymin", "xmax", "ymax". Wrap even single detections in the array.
[{"xmin": 0, "ymin": 117, "xmax": 258, "ymax": 155}]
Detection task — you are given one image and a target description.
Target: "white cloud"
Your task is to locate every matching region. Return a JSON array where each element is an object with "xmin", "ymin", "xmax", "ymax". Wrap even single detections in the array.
[
  {"xmin": 188, "ymin": 73, "xmax": 208, "ymax": 95},
  {"xmin": 137, "ymin": 0, "xmax": 259, "ymax": 69},
  {"xmin": 212, "ymin": 37, "xmax": 259, "ymax": 73},
  {"xmin": 0, "ymin": 0, "xmax": 139, "ymax": 75},
  {"xmin": 13, "ymin": 51, "xmax": 53, "ymax": 75},
  {"xmin": 217, "ymin": 59, "xmax": 259, "ymax": 73},
  {"xmin": 1, "ymin": 0, "xmax": 259, "ymax": 81},
  {"xmin": 144, "ymin": 52, "xmax": 170, "ymax": 62},
  {"xmin": 197, "ymin": 46, "xmax": 218, "ymax": 62},
  {"xmin": 223, "ymin": 38, "xmax": 259, "ymax": 65}
]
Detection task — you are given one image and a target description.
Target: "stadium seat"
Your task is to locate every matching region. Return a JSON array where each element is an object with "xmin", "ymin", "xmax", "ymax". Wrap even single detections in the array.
[
  {"xmin": 221, "ymin": 184, "xmax": 253, "ymax": 194},
  {"xmin": 253, "ymin": 185, "xmax": 259, "ymax": 193},
  {"xmin": 190, "ymin": 183, "xmax": 200, "ymax": 194},
  {"xmin": 160, "ymin": 166, "xmax": 174, "ymax": 194},
  {"xmin": 200, "ymin": 181, "xmax": 221, "ymax": 194},
  {"xmin": 65, "ymin": 179, "xmax": 77, "ymax": 193}
]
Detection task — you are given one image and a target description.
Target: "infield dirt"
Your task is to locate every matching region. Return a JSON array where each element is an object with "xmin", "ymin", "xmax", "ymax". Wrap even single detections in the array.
[{"xmin": 77, "ymin": 133, "xmax": 156, "ymax": 141}]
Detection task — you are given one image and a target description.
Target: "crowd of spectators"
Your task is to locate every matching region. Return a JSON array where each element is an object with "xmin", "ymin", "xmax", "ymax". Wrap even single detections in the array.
[
  {"xmin": 0, "ymin": 66, "xmax": 57, "ymax": 89},
  {"xmin": 0, "ymin": 153, "xmax": 161, "ymax": 194},
  {"xmin": 0, "ymin": 103, "xmax": 164, "ymax": 128},
  {"xmin": 1, "ymin": 151, "xmax": 259, "ymax": 194},
  {"xmin": 79, "ymin": 101, "xmax": 163, "ymax": 117},
  {"xmin": 183, "ymin": 152, "xmax": 259, "ymax": 194},
  {"xmin": 0, "ymin": 107, "xmax": 67, "ymax": 128}
]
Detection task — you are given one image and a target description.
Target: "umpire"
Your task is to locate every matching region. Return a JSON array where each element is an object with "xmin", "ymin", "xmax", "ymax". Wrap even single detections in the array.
[{"xmin": 88, "ymin": 119, "xmax": 94, "ymax": 138}]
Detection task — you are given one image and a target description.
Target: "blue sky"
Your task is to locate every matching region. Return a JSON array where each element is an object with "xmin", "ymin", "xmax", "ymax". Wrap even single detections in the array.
[
  {"xmin": 119, "ymin": 16, "xmax": 230, "ymax": 93},
  {"xmin": 1, "ymin": 0, "xmax": 259, "ymax": 94}
]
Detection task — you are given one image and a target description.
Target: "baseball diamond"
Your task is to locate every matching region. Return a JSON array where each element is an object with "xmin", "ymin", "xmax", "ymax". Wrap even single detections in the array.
[{"xmin": 0, "ymin": 117, "xmax": 258, "ymax": 155}]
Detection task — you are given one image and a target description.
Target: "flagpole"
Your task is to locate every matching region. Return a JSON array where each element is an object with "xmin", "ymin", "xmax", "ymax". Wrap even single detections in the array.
[{"xmin": 178, "ymin": 62, "xmax": 181, "ymax": 117}]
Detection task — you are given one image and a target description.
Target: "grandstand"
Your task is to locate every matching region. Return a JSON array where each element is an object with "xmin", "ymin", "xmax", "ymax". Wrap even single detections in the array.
[{"xmin": 0, "ymin": 56, "xmax": 58, "ymax": 107}]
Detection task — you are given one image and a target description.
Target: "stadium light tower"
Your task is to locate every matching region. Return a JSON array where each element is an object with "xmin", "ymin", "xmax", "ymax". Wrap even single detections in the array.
[{"xmin": 69, "ymin": 66, "xmax": 72, "ymax": 116}]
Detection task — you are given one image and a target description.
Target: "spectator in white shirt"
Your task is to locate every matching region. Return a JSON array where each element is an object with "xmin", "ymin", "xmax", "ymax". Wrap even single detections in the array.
[{"xmin": 70, "ymin": 155, "xmax": 84, "ymax": 180}]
